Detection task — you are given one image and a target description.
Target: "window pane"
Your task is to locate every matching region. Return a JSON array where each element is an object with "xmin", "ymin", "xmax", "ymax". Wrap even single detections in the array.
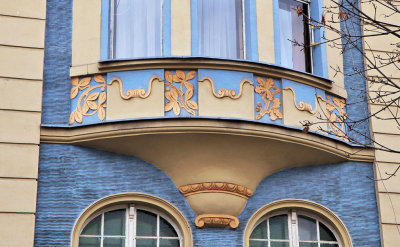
[
  {"xmin": 279, "ymin": 0, "xmax": 307, "ymax": 71},
  {"xmin": 81, "ymin": 215, "xmax": 101, "ymax": 235},
  {"xmin": 104, "ymin": 209, "xmax": 126, "ymax": 236},
  {"xmin": 271, "ymin": 241, "xmax": 290, "ymax": 247},
  {"xmin": 104, "ymin": 237, "xmax": 125, "ymax": 247},
  {"xmin": 136, "ymin": 238, "xmax": 157, "ymax": 247},
  {"xmin": 136, "ymin": 210, "xmax": 157, "ymax": 236},
  {"xmin": 114, "ymin": 0, "xmax": 162, "ymax": 59},
  {"xmin": 250, "ymin": 220, "xmax": 268, "ymax": 239},
  {"xmin": 299, "ymin": 243, "xmax": 318, "ymax": 247},
  {"xmin": 320, "ymin": 244, "xmax": 339, "ymax": 247},
  {"xmin": 319, "ymin": 222, "xmax": 337, "ymax": 241},
  {"xmin": 160, "ymin": 239, "xmax": 180, "ymax": 247},
  {"xmin": 160, "ymin": 217, "xmax": 178, "ymax": 237},
  {"xmin": 198, "ymin": 0, "xmax": 243, "ymax": 59},
  {"xmin": 249, "ymin": 240, "xmax": 268, "ymax": 247},
  {"xmin": 298, "ymin": 215, "xmax": 317, "ymax": 241},
  {"xmin": 79, "ymin": 237, "xmax": 100, "ymax": 247},
  {"xmin": 270, "ymin": 215, "xmax": 289, "ymax": 239}
]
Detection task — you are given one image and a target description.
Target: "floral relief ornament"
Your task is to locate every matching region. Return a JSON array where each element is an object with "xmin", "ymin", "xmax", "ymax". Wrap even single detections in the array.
[
  {"xmin": 318, "ymin": 95, "xmax": 348, "ymax": 141},
  {"xmin": 164, "ymin": 70, "xmax": 198, "ymax": 116},
  {"xmin": 69, "ymin": 75, "xmax": 107, "ymax": 124},
  {"xmin": 255, "ymin": 77, "xmax": 283, "ymax": 121}
]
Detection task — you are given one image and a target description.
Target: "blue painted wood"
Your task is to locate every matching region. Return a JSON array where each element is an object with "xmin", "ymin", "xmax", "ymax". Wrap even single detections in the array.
[
  {"xmin": 101, "ymin": 0, "xmax": 110, "ymax": 60},
  {"xmin": 163, "ymin": 0, "xmax": 171, "ymax": 56}
]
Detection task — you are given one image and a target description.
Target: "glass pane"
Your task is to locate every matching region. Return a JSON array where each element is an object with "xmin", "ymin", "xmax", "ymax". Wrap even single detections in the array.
[
  {"xmin": 250, "ymin": 220, "xmax": 268, "ymax": 239},
  {"xmin": 298, "ymin": 215, "xmax": 317, "ymax": 241},
  {"xmin": 249, "ymin": 240, "xmax": 268, "ymax": 247},
  {"xmin": 81, "ymin": 215, "xmax": 101, "ymax": 235},
  {"xmin": 137, "ymin": 210, "xmax": 157, "ymax": 236},
  {"xmin": 136, "ymin": 238, "xmax": 157, "ymax": 247},
  {"xmin": 319, "ymin": 222, "xmax": 337, "ymax": 241},
  {"xmin": 299, "ymin": 243, "xmax": 318, "ymax": 247},
  {"xmin": 270, "ymin": 215, "xmax": 288, "ymax": 240},
  {"xmin": 320, "ymin": 244, "xmax": 339, "ymax": 247},
  {"xmin": 160, "ymin": 217, "xmax": 178, "ymax": 237},
  {"xmin": 114, "ymin": 0, "xmax": 162, "ymax": 59},
  {"xmin": 104, "ymin": 209, "xmax": 126, "ymax": 236},
  {"xmin": 198, "ymin": 0, "xmax": 243, "ymax": 59},
  {"xmin": 79, "ymin": 237, "xmax": 100, "ymax": 247},
  {"xmin": 271, "ymin": 241, "xmax": 290, "ymax": 247},
  {"xmin": 104, "ymin": 237, "xmax": 125, "ymax": 247},
  {"xmin": 160, "ymin": 239, "xmax": 180, "ymax": 247}
]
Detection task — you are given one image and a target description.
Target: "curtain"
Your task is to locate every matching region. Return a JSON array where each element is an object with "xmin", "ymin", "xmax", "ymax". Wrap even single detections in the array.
[
  {"xmin": 198, "ymin": 0, "xmax": 243, "ymax": 59},
  {"xmin": 114, "ymin": 0, "xmax": 162, "ymax": 59}
]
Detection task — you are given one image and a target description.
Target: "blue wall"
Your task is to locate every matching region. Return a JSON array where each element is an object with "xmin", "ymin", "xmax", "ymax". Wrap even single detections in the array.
[{"xmin": 35, "ymin": 144, "xmax": 380, "ymax": 246}]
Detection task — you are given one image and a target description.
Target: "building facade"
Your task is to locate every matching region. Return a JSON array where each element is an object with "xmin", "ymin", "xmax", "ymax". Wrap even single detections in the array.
[{"xmin": 0, "ymin": 0, "xmax": 399, "ymax": 246}]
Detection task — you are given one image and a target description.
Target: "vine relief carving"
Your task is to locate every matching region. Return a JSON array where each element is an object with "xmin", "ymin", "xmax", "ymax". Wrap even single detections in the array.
[
  {"xmin": 284, "ymin": 86, "xmax": 317, "ymax": 114},
  {"xmin": 199, "ymin": 77, "xmax": 253, "ymax": 99},
  {"xmin": 178, "ymin": 182, "xmax": 254, "ymax": 199},
  {"xmin": 195, "ymin": 214, "xmax": 239, "ymax": 228},
  {"xmin": 108, "ymin": 76, "xmax": 162, "ymax": 100},
  {"xmin": 317, "ymin": 95, "xmax": 348, "ymax": 141},
  {"xmin": 164, "ymin": 70, "xmax": 198, "ymax": 116},
  {"xmin": 70, "ymin": 75, "xmax": 107, "ymax": 124},
  {"xmin": 255, "ymin": 77, "xmax": 283, "ymax": 120}
]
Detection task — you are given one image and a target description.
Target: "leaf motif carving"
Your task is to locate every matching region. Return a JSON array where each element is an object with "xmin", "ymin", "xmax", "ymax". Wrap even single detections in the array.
[
  {"xmin": 71, "ymin": 77, "xmax": 79, "ymax": 86},
  {"xmin": 82, "ymin": 102, "xmax": 90, "ymax": 114},
  {"xmin": 98, "ymin": 106, "xmax": 106, "ymax": 121},
  {"xmin": 165, "ymin": 71, "xmax": 173, "ymax": 83},
  {"xmin": 94, "ymin": 74, "xmax": 106, "ymax": 83},
  {"xmin": 165, "ymin": 101, "xmax": 174, "ymax": 112},
  {"xmin": 79, "ymin": 77, "xmax": 91, "ymax": 87},
  {"xmin": 75, "ymin": 110, "xmax": 83, "ymax": 123},
  {"xmin": 173, "ymin": 102, "xmax": 181, "ymax": 116},
  {"xmin": 98, "ymin": 92, "xmax": 107, "ymax": 105},
  {"xmin": 254, "ymin": 77, "xmax": 282, "ymax": 121},
  {"xmin": 69, "ymin": 111, "xmax": 75, "ymax": 125},
  {"xmin": 186, "ymin": 71, "xmax": 196, "ymax": 81},
  {"xmin": 87, "ymin": 100, "xmax": 98, "ymax": 110},
  {"xmin": 70, "ymin": 87, "xmax": 79, "ymax": 99},
  {"xmin": 187, "ymin": 100, "xmax": 198, "ymax": 110},
  {"xmin": 176, "ymin": 70, "xmax": 186, "ymax": 81},
  {"xmin": 87, "ymin": 92, "xmax": 99, "ymax": 101}
]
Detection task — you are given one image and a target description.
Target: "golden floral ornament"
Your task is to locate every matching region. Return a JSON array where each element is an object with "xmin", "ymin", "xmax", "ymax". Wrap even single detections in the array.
[
  {"xmin": 255, "ymin": 77, "xmax": 283, "ymax": 120},
  {"xmin": 70, "ymin": 75, "xmax": 107, "ymax": 124},
  {"xmin": 199, "ymin": 77, "xmax": 253, "ymax": 99},
  {"xmin": 108, "ymin": 76, "xmax": 162, "ymax": 100},
  {"xmin": 164, "ymin": 70, "xmax": 198, "ymax": 116},
  {"xmin": 178, "ymin": 182, "xmax": 254, "ymax": 199},
  {"xmin": 317, "ymin": 95, "xmax": 348, "ymax": 141},
  {"xmin": 195, "ymin": 214, "xmax": 239, "ymax": 228}
]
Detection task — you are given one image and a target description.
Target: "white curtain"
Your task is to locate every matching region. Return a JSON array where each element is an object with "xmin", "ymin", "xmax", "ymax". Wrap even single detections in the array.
[
  {"xmin": 279, "ymin": 0, "xmax": 306, "ymax": 71},
  {"xmin": 198, "ymin": 0, "xmax": 243, "ymax": 59},
  {"xmin": 114, "ymin": 0, "xmax": 162, "ymax": 59}
]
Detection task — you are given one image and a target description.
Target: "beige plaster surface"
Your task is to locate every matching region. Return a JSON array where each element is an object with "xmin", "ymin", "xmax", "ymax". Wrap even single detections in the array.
[
  {"xmin": 365, "ymin": 51, "xmax": 400, "ymax": 78},
  {"xmin": 376, "ymin": 162, "xmax": 400, "ymax": 193},
  {"xmin": 198, "ymin": 80, "xmax": 254, "ymax": 119},
  {"xmin": 0, "ymin": 0, "xmax": 46, "ymax": 19},
  {"xmin": 370, "ymin": 105, "xmax": 400, "ymax": 135},
  {"xmin": 0, "ymin": 213, "xmax": 35, "ymax": 247},
  {"xmin": 256, "ymin": 0, "xmax": 274, "ymax": 63},
  {"xmin": 0, "ymin": 46, "xmax": 44, "ymax": 80},
  {"xmin": 185, "ymin": 193, "xmax": 247, "ymax": 216},
  {"xmin": 106, "ymin": 78, "xmax": 164, "ymax": 120},
  {"xmin": 361, "ymin": 2, "xmax": 400, "ymax": 26},
  {"xmin": 0, "ymin": 78, "xmax": 42, "ymax": 111},
  {"xmin": 171, "ymin": 0, "xmax": 191, "ymax": 56},
  {"xmin": 0, "ymin": 15, "xmax": 45, "ymax": 48},
  {"xmin": 72, "ymin": 0, "xmax": 101, "ymax": 66},
  {"xmin": 374, "ymin": 134, "xmax": 400, "ymax": 163},
  {"xmin": 0, "ymin": 110, "xmax": 41, "ymax": 144},
  {"xmin": 364, "ymin": 29, "xmax": 400, "ymax": 52},
  {"xmin": 0, "ymin": 143, "xmax": 39, "ymax": 178},
  {"xmin": 0, "ymin": 179, "xmax": 37, "ymax": 212},
  {"xmin": 368, "ymin": 79, "xmax": 400, "ymax": 106},
  {"xmin": 381, "ymin": 224, "xmax": 400, "ymax": 247},
  {"xmin": 378, "ymin": 193, "xmax": 400, "ymax": 224}
]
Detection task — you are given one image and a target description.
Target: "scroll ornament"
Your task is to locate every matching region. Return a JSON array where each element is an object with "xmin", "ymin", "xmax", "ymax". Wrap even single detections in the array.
[
  {"xmin": 108, "ymin": 76, "xmax": 162, "ymax": 100},
  {"xmin": 195, "ymin": 214, "xmax": 239, "ymax": 228},
  {"xmin": 69, "ymin": 75, "xmax": 107, "ymax": 124},
  {"xmin": 199, "ymin": 77, "xmax": 253, "ymax": 99},
  {"xmin": 284, "ymin": 86, "xmax": 316, "ymax": 114},
  {"xmin": 255, "ymin": 77, "xmax": 283, "ymax": 120},
  {"xmin": 164, "ymin": 70, "xmax": 198, "ymax": 116}
]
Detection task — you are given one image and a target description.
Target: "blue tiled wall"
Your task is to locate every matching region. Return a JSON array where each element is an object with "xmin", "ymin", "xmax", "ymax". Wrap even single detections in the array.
[
  {"xmin": 41, "ymin": 0, "xmax": 73, "ymax": 125},
  {"xmin": 35, "ymin": 144, "xmax": 380, "ymax": 246}
]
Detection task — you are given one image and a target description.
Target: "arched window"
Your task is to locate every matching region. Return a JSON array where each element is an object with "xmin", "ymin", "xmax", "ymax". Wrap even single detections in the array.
[
  {"xmin": 72, "ymin": 193, "xmax": 192, "ymax": 247},
  {"xmin": 244, "ymin": 200, "xmax": 352, "ymax": 247},
  {"xmin": 249, "ymin": 210, "xmax": 340, "ymax": 247}
]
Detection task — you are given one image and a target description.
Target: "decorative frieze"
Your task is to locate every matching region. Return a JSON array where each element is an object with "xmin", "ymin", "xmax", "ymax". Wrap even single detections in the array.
[
  {"xmin": 108, "ymin": 76, "xmax": 162, "ymax": 100},
  {"xmin": 255, "ymin": 77, "xmax": 283, "ymax": 121},
  {"xmin": 178, "ymin": 182, "xmax": 254, "ymax": 199},
  {"xmin": 199, "ymin": 77, "xmax": 253, "ymax": 99},
  {"xmin": 195, "ymin": 214, "xmax": 239, "ymax": 228}
]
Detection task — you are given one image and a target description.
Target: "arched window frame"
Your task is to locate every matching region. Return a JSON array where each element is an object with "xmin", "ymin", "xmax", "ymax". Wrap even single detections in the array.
[
  {"xmin": 244, "ymin": 199, "xmax": 353, "ymax": 247},
  {"xmin": 71, "ymin": 193, "xmax": 193, "ymax": 247}
]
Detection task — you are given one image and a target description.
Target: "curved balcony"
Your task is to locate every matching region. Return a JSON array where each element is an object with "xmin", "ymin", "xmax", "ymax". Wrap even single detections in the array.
[{"xmin": 42, "ymin": 58, "xmax": 372, "ymax": 228}]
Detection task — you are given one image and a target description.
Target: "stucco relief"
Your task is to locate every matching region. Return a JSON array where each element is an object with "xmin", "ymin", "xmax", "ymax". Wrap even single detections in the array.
[
  {"xmin": 199, "ymin": 77, "xmax": 253, "ymax": 99},
  {"xmin": 108, "ymin": 76, "xmax": 162, "ymax": 100},
  {"xmin": 254, "ymin": 77, "xmax": 283, "ymax": 121}
]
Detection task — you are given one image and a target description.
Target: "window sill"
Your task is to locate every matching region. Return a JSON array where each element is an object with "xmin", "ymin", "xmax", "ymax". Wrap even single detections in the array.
[{"xmin": 70, "ymin": 57, "xmax": 347, "ymax": 98}]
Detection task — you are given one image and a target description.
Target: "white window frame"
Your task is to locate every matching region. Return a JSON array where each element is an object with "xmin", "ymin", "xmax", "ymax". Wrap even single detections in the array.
[
  {"xmin": 249, "ymin": 210, "xmax": 342, "ymax": 247},
  {"xmin": 109, "ymin": 0, "xmax": 164, "ymax": 59},
  {"xmin": 79, "ymin": 204, "xmax": 183, "ymax": 247}
]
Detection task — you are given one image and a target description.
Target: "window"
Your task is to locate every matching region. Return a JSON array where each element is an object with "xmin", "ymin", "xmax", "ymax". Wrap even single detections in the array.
[
  {"xmin": 279, "ymin": 0, "xmax": 312, "ymax": 73},
  {"xmin": 197, "ymin": 0, "xmax": 244, "ymax": 59},
  {"xmin": 249, "ymin": 210, "xmax": 340, "ymax": 247},
  {"xmin": 79, "ymin": 205, "xmax": 181, "ymax": 247},
  {"xmin": 111, "ymin": 0, "xmax": 162, "ymax": 59}
]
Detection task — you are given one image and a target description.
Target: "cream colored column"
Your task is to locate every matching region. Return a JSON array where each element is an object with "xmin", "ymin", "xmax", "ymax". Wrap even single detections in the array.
[
  {"xmin": 256, "ymin": 0, "xmax": 275, "ymax": 63},
  {"xmin": 171, "ymin": 0, "xmax": 191, "ymax": 56},
  {"xmin": 0, "ymin": 0, "xmax": 45, "ymax": 246},
  {"xmin": 360, "ymin": 2, "xmax": 400, "ymax": 246}
]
